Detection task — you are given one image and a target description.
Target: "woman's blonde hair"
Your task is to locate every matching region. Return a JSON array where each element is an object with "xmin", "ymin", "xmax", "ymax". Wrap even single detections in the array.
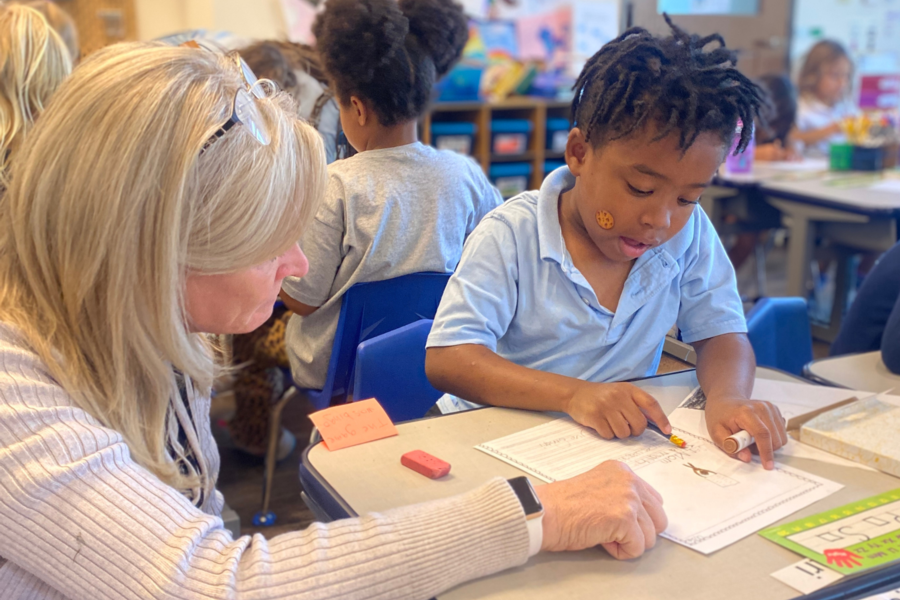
[
  {"xmin": 0, "ymin": 42, "xmax": 326, "ymax": 488},
  {"xmin": 0, "ymin": 3, "xmax": 71, "ymax": 187},
  {"xmin": 798, "ymin": 40, "xmax": 853, "ymax": 98}
]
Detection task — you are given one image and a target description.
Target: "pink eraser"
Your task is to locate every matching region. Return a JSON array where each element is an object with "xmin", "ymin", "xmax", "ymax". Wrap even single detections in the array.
[{"xmin": 401, "ymin": 450, "xmax": 451, "ymax": 479}]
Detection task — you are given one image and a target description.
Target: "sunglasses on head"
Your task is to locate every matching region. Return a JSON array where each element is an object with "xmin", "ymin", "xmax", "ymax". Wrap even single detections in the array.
[{"xmin": 180, "ymin": 40, "xmax": 272, "ymax": 154}]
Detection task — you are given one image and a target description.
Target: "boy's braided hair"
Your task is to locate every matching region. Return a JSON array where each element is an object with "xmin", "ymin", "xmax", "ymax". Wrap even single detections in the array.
[{"xmin": 572, "ymin": 15, "xmax": 766, "ymax": 155}]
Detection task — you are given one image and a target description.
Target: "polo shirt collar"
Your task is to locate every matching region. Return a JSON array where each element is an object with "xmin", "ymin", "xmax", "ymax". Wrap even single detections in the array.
[{"xmin": 536, "ymin": 166, "xmax": 573, "ymax": 265}]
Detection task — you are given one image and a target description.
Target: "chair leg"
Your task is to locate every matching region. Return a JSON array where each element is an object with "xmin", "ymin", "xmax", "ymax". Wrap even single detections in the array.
[{"xmin": 254, "ymin": 386, "xmax": 298, "ymax": 526}]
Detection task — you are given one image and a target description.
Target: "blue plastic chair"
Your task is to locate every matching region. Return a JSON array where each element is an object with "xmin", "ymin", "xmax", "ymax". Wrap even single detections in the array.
[
  {"xmin": 353, "ymin": 319, "xmax": 443, "ymax": 423},
  {"xmin": 745, "ymin": 297, "xmax": 813, "ymax": 376},
  {"xmin": 296, "ymin": 272, "xmax": 452, "ymax": 410}
]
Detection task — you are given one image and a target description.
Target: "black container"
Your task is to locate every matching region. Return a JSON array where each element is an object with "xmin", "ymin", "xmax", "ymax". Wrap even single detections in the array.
[{"xmin": 852, "ymin": 146, "xmax": 884, "ymax": 171}]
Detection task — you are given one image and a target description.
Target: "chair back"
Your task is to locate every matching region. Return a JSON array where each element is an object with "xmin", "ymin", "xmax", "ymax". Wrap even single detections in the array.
[
  {"xmin": 302, "ymin": 272, "xmax": 451, "ymax": 410},
  {"xmin": 353, "ymin": 319, "xmax": 442, "ymax": 422},
  {"xmin": 746, "ymin": 297, "xmax": 813, "ymax": 376}
]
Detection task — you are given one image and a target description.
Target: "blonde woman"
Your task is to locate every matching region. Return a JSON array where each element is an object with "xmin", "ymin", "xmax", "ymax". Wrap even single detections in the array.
[
  {"xmin": 0, "ymin": 3, "xmax": 71, "ymax": 187},
  {"xmin": 0, "ymin": 43, "xmax": 666, "ymax": 598}
]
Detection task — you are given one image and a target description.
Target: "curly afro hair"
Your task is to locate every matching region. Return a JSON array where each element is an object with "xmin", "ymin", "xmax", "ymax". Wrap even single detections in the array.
[
  {"xmin": 313, "ymin": 0, "xmax": 468, "ymax": 126},
  {"xmin": 572, "ymin": 14, "xmax": 766, "ymax": 155}
]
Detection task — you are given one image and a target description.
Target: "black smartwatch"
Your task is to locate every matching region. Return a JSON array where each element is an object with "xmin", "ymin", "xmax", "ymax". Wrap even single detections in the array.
[{"xmin": 508, "ymin": 476, "xmax": 544, "ymax": 555}]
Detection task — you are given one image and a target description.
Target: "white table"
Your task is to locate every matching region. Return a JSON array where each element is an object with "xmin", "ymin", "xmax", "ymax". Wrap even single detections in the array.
[
  {"xmin": 303, "ymin": 368, "xmax": 900, "ymax": 600},
  {"xmin": 805, "ymin": 351, "xmax": 900, "ymax": 392}
]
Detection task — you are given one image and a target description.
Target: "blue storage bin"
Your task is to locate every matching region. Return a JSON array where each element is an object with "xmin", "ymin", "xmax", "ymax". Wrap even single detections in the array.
[
  {"xmin": 491, "ymin": 119, "xmax": 533, "ymax": 155},
  {"xmin": 489, "ymin": 162, "xmax": 532, "ymax": 199},
  {"xmin": 431, "ymin": 122, "xmax": 478, "ymax": 155},
  {"xmin": 546, "ymin": 118, "xmax": 571, "ymax": 153},
  {"xmin": 544, "ymin": 160, "xmax": 566, "ymax": 174}
]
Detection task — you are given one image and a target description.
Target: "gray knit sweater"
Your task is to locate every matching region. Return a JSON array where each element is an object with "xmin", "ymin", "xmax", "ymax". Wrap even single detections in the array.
[{"xmin": 0, "ymin": 324, "xmax": 530, "ymax": 599}]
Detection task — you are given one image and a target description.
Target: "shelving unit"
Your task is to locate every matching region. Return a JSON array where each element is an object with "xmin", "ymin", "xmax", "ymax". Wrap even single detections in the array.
[{"xmin": 422, "ymin": 97, "xmax": 571, "ymax": 190}]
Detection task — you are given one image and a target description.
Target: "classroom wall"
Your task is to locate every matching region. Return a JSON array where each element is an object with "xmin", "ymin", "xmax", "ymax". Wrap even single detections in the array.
[
  {"xmin": 134, "ymin": 0, "xmax": 184, "ymax": 40},
  {"xmin": 212, "ymin": 0, "xmax": 284, "ymax": 40},
  {"xmin": 629, "ymin": 0, "xmax": 791, "ymax": 78},
  {"xmin": 134, "ymin": 0, "xmax": 282, "ymax": 42}
]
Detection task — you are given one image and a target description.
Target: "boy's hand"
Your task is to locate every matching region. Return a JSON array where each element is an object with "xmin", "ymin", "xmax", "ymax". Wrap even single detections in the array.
[
  {"xmin": 566, "ymin": 382, "xmax": 671, "ymax": 440},
  {"xmin": 704, "ymin": 396, "xmax": 787, "ymax": 470}
]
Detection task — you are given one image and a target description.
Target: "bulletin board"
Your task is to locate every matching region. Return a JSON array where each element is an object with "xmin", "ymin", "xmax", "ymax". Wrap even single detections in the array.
[{"xmin": 791, "ymin": 0, "xmax": 900, "ymax": 76}]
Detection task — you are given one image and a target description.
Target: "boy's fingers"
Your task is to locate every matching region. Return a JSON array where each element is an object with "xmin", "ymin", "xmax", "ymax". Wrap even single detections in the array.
[
  {"xmin": 632, "ymin": 389, "xmax": 670, "ymax": 434},
  {"xmin": 739, "ymin": 414, "xmax": 775, "ymax": 469},
  {"xmin": 607, "ymin": 412, "xmax": 632, "ymax": 439},
  {"xmin": 587, "ymin": 417, "xmax": 615, "ymax": 440},
  {"xmin": 621, "ymin": 402, "xmax": 649, "ymax": 436}
]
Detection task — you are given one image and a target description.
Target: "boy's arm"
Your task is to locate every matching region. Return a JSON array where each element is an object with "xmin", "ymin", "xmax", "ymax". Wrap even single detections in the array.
[
  {"xmin": 426, "ymin": 345, "xmax": 670, "ymax": 438},
  {"xmin": 693, "ymin": 333, "xmax": 787, "ymax": 470}
]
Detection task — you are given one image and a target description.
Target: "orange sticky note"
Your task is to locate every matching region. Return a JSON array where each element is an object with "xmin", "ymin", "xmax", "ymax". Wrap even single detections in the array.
[{"xmin": 309, "ymin": 398, "xmax": 398, "ymax": 451}]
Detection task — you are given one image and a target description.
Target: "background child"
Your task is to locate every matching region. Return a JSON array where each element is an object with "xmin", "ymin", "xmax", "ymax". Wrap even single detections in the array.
[
  {"xmin": 239, "ymin": 41, "xmax": 341, "ymax": 164},
  {"xmin": 425, "ymin": 18, "xmax": 788, "ymax": 468},
  {"xmin": 281, "ymin": 0, "xmax": 503, "ymax": 392},
  {"xmin": 754, "ymin": 73, "xmax": 799, "ymax": 162},
  {"xmin": 0, "ymin": 4, "xmax": 71, "ymax": 188},
  {"xmin": 794, "ymin": 40, "xmax": 858, "ymax": 157}
]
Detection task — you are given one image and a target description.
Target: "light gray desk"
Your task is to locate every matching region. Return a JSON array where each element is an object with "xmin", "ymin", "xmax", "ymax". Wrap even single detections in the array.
[
  {"xmin": 805, "ymin": 351, "xmax": 900, "ymax": 392},
  {"xmin": 305, "ymin": 368, "xmax": 900, "ymax": 600}
]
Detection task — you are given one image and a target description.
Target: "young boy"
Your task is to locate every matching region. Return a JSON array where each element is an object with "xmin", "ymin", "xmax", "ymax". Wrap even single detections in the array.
[{"xmin": 425, "ymin": 19, "xmax": 788, "ymax": 469}]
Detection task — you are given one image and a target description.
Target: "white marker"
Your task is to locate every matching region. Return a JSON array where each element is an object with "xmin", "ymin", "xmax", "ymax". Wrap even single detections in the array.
[{"xmin": 723, "ymin": 430, "xmax": 754, "ymax": 454}]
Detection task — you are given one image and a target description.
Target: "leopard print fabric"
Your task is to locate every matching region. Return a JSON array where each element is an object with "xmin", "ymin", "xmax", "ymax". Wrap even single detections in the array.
[{"xmin": 228, "ymin": 305, "xmax": 292, "ymax": 453}]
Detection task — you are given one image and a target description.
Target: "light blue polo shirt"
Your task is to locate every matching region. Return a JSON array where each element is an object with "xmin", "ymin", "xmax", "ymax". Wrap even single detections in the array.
[{"xmin": 427, "ymin": 166, "xmax": 746, "ymax": 413}]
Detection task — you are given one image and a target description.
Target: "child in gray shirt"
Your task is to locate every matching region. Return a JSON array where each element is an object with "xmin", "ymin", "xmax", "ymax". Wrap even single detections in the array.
[{"xmin": 281, "ymin": 0, "xmax": 502, "ymax": 390}]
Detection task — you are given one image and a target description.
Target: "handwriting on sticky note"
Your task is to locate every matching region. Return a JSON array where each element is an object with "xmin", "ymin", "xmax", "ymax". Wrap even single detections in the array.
[{"xmin": 309, "ymin": 399, "xmax": 398, "ymax": 451}]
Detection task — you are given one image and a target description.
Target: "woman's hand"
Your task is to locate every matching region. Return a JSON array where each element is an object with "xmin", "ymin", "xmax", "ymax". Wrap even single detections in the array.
[
  {"xmin": 536, "ymin": 461, "xmax": 668, "ymax": 559},
  {"xmin": 565, "ymin": 382, "xmax": 671, "ymax": 440}
]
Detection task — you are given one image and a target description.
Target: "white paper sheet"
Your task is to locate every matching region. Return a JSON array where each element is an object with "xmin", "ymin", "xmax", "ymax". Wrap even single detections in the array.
[
  {"xmin": 771, "ymin": 558, "xmax": 844, "ymax": 594},
  {"xmin": 870, "ymin": 179, "xmax": 900, "ymax": 194},
  {"xmin": 476, "ymin": 411, "xmax": 842, "ymax": 555}
]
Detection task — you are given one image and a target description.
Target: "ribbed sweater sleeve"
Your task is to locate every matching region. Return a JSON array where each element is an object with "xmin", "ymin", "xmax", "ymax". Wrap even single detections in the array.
[{"xmin": 0, "ymin": 330, "xmax": 530, "ymax": 599}]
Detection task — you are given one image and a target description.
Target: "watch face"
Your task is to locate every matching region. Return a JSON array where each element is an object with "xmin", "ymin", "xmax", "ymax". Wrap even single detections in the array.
[{"xmin": 508, "ymin": 476, "xmax": 543, "ymax": 516}]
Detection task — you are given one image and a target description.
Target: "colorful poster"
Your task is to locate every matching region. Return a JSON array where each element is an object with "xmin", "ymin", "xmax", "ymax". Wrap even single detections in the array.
[
  {"xmin": 515, "ymin": 5, "xmax": 571, "ymax": 70},
  {"xmin": 761, "ymin": 488, "xmax": 900, "ymax": 576}
]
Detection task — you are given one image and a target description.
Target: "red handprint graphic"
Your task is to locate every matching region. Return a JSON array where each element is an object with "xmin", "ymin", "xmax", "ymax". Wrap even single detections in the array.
[{"xmin": 824, "ymin": 548, "xmax": 863, "ymax": 569}]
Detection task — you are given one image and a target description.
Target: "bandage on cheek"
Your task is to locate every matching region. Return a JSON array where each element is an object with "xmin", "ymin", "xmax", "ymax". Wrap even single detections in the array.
[{"xmin": 595, "ymin": 210, "xmax": 615, "ymax": 230}]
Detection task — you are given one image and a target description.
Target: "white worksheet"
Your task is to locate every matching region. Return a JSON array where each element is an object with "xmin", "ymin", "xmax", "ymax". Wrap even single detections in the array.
[{"xmin": 476, "ymin": 410, "xmax": 842, "ymax": 555}]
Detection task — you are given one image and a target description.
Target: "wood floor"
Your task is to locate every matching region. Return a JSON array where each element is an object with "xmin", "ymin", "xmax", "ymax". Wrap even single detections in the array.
[{"xmin": 212, "ymin": 392, "xmax": 318, "ymax": 538}]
